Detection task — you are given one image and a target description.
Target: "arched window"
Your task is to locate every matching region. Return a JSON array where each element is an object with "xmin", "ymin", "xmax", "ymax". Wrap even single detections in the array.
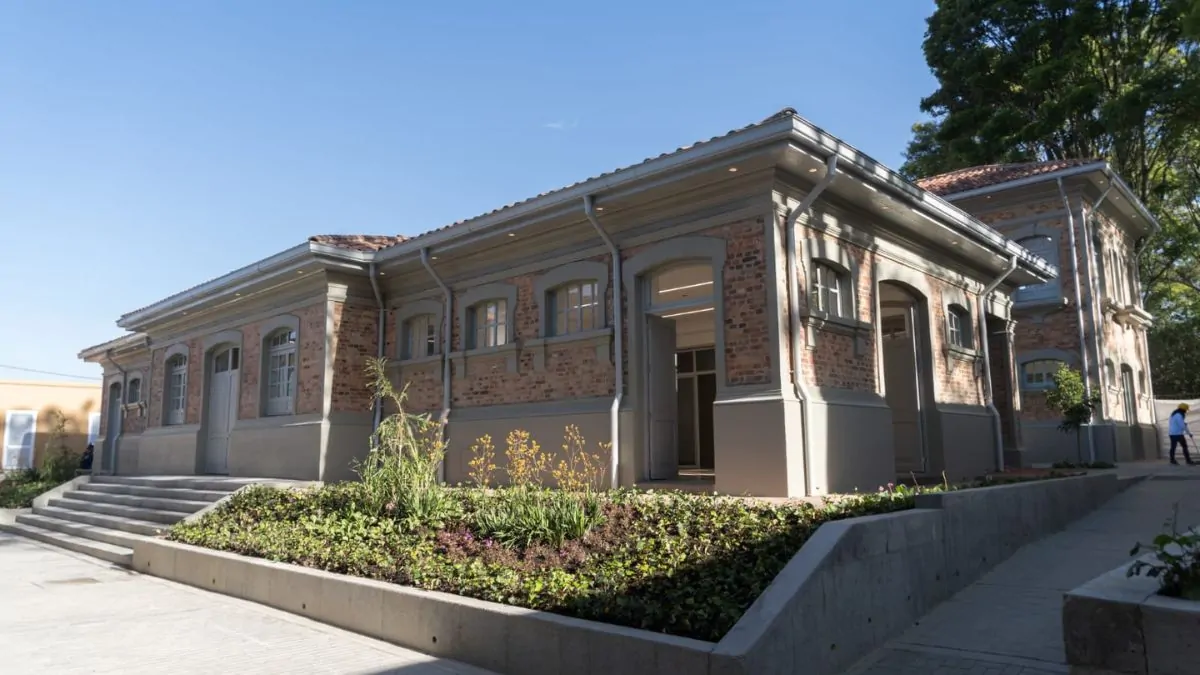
[
  {"xmin": 1138, "ymin": 370, "xmax": 1147, "ymax": 395},
  {"xmin": 126, "ymin": 378, "xmax": 141, "ymax": 404},
  {"xmin": 650, "ymin": 262, "xmax": 714, "ymax": 308},
  {"xmin": 1015, "ymin": 235, "xmax": 1059, "ymax": 303},
  {"xmin": 947, "ymin": 304, "xmax": 973, "ymax": 349},
  {"xmin": 1105, "ymin": 359, "xmax": 1117, "ymax": 388},
  {"xmin": 550, "ymin": 281, "xmax": 600, "ymax": 336},
  {"xmin": 402, "ymin": 314, "xmax": 438, "ymax": 359},
  {"xmin": 166, "ymin": 355, "xmax": 188, "ymax": 425},
  {"xmin": 469, "ymin": 299, "xmax": 508, "ymax": 349},
  {"xmin": 811, "ymin": 262, "xmax": 847, "ymax": 318},
  {"xmin": 1021, "ymin": 359, "xmax": 1063, "ymax": 390},
  {"xmin": 265, "ymin": 329, "xmax": 297, "ymax": 416}
]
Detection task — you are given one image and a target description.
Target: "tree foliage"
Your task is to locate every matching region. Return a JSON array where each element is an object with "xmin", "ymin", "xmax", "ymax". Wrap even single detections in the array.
[{"xmin": 903, "ymin": 0, "xmax": 1200, "ymax": 394}]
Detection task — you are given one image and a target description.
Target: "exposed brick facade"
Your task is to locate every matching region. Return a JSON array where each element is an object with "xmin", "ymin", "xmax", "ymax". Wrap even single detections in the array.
[{"xmin": 329, "ymin": 301, "xmax": 379, "ymax": 414}]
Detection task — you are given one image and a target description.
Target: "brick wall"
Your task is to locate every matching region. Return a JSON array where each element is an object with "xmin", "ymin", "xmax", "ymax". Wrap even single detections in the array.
[
  {"xmin": 798, "ymin": 229, "xmax": 878, "ymax": 392},
  {"xmin": 184, "ymin": 339, "xmax": 202, "ymax": 425},
  {"xmin": 148, "ymin": 348, "xmax": 165, "ymax": 428},
  {"xmin": 328, "ymin": 301, "xmax": 378, "ymax": 414},
  {"xmin": 720, "ymin": 219, "xmax": 772, "ymax": 387}
]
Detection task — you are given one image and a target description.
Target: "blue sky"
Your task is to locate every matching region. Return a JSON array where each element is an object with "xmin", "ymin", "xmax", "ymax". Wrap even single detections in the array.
[{"xmin": 0, "ymin": 0, "xmax": 938, "ymax": 382}]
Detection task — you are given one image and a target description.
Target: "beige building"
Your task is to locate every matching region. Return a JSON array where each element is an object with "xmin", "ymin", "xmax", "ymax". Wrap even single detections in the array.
[
  {"xmin": 919, "ymin": 160, "xmax": 1159, "ymax": 465},
  {"xmin": 81, "ymin": 109, "xmax": 1083, "ymax": 497},
  {"xmin": 0, "ymin": 379, "xmax": 102, "ymax": 471}
]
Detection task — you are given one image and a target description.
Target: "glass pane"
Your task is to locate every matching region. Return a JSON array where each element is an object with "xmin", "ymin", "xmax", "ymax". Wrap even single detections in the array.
[
  {"xmin": 677, "ymin": 377, "xmax": 696, "ymax": 465},
  {"xmin": 231, "ymin": 348, "xmax": 240, "ymax": 370},
  {"xmin": 556, "ymin": 308, "xmax": 568, "ymax": 336},
  {"xmin": 696, "ymin": 348, "xmax": 716, "ymax": 372},
  {"xmin": 580, "ymin": 302, "xmax": 594, "ymax": 332},
  {"xmin": 676, "ymin": 351, "xmax": 694, "ymax": 374},
  {"xmin": 495, "ymin": 301, "xmax": 506, "ymax": 326},
  {"xmin": 215, "ymin": 350, "xmax": 230, "ymax": 373}
]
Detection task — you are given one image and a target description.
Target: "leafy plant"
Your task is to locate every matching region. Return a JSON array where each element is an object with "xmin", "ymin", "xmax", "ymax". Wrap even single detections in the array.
[
  {"xmin": 1045, "ymin": 365, "xmax": 1102, "ymax": 463},
  {"xmin": 39, "ymin": 409, "xmax": 80, "ymax": 483},
  {"xmin": 467, "ymin": 434, "xmax": 497, "ymax": 488},
  {"xmin": 551, "ymin": 424, "xmax": 607, "ymax": 493},
  {"xmin": 470, "ymin": 487, "xmax": 604, "ymax": 549},
  {"xmin": 353, "ymin": 357, "xmax": 457, "ymax": 530},
  {"xmin": 1128, "ymin": 503, "xmax": 1200, "ymax": 600},
  {"xmin": 504, "ymin": 429, "xmax": 550, "ymax": 487}
]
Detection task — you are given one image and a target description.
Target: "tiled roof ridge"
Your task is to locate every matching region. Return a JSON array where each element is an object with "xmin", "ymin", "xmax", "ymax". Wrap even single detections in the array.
[
  {"xmin": 308, "ymin": 233, "xmax": 410, "ymax": 252},
  {"xmin": 916, "ymin": 158, "xmax": 1104, "ymax": 196}
]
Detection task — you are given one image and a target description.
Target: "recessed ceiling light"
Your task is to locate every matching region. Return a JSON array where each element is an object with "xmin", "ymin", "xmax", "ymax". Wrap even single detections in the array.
[
  {"xmin": 296, "ymin": 270, "xmax": 304, "ymax": 274},
  {"xmin": 507, "ymin": 233, "xmax": 516, "ymax": 237},
  {"xmin": 950, "ymin": 241, "xmax": 960, "ymax": 246},
  {"xmin": 235, "ymin": 292, "xmax": 242, "ymax": 297},
  {"xmin": 596, "ymin": 206, "xmax": 605, "ymax": 211},
  {"xmin": 808, "ymin": 168, "xmax": 818, "ymax": 173},
  {"xmin": 378, "ymin": 271, "xmax": 386, "ymax": 276},
  {"xmin": 728, "ymin": 167, "xmax": 738, "ymax": 173},
  {"xmin": 881, "ymin": 205, "xmax": 891, "ymax": 211},
  {"xmin": 181, "ymin": 311, "xmax": 188, "ymax": 316}
]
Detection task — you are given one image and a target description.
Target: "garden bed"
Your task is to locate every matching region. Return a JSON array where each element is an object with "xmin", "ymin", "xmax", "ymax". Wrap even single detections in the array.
[
  {"xmin": 169, "ymin": 471, "xmax": 1075, "ymax": 642},
  {"xmin": 0, "ymin": 472, "xmax": 58, "ymax": 508}
]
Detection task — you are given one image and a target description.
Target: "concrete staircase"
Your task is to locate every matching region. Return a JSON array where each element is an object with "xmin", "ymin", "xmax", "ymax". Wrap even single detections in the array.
[{"xmin": 2, "ymin": 475, "xmax": 263, "ymax": 567}]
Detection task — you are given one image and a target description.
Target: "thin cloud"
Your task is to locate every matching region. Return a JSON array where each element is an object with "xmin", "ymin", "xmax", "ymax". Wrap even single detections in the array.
[{"xmin": 543, "ymin": 120, "xmax": 579, "ymax": 131}]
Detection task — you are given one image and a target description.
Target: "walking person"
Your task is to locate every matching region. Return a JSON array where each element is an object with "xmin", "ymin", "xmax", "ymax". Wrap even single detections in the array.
[{"xmin": 1168, "ymin": 403, "xmax": 1196, "ymax": 465}]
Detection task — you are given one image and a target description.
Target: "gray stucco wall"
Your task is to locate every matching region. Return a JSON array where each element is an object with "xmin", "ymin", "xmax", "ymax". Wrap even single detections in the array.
[
  {"xmin": 129, "ymin": 425, "xmax": 201, "ymax": 475},
  {"xmin": 227, "ymin": 415, "xmax": 324, "ymax": 481},
  {"xmin": 934, "ymin": 405, "xmax": 995, "ymax": 481},
  {"xmin": 806, "ymin": 392, "xmax": 893, "ymax": 495}
]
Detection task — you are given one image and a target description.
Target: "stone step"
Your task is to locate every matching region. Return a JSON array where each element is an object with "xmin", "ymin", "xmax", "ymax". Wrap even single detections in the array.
[
  {"xmin": 89, "ymin": 475, "xmax": 262, "ymax": 492},
  {"xmin": 65, "ymin": 490, "xmax": 211, "ymax": 514},
  {"xmin": 0, "ymin": 520, "xmax": 133, "ymax": 567},
  {"xmin": 75, "ymin": 482, "xmax": 230, "ymax": 503},
  {"xmin": 33, "ymin": 505, "xmax": 168, "ymax": 537},
  {"xmin": 48, "ymin": 497, "xmax": 186, "ymax": 526},
  {"xmin": 14, "ymin": 512, "xmax": 146, "ymax": 550}
]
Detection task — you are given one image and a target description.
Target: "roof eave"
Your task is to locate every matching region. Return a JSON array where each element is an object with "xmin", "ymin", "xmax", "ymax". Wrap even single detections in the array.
[{"xmin": 78, "ymin": 333, "xmax": 149, "ymax": 362}]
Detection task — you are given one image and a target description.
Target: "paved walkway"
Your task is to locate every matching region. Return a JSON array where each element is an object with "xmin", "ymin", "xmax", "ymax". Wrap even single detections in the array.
[
  {"xmin": 0, "ymin": 533, "xmax": 496, "ymax": 675},
  {"xmin": 846, "ymin": 463, "xmax": 1200, "ymax": 675}
]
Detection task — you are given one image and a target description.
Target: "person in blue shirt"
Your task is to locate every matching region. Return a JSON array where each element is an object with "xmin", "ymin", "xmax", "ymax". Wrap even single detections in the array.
[{"xmin": 1168, "ymin": 403, "xmax": 1195, "ymax": 465}]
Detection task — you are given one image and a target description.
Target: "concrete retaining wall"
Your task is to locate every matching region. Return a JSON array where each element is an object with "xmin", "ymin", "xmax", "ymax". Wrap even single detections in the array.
[
  {"xmin": 132, "ymin": 473, "xmax": 1132, "ymax": 675},
  {"xmin": 1064, "ymin": 559, "xmax": 1200, "ymax": 675}
]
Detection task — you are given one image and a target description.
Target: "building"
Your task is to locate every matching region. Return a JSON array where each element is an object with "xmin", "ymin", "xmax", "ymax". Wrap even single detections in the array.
[
  {"xmin": 918, "ymin": 160, "xmax": 1159, "ymax": 465},
  {"xmin": 80, "ymin": 109, "xmax": 1068, "ymax": 497},
  {"xmin": 0, "ymin": 379, "xmax": 102, "ymax": 471}
]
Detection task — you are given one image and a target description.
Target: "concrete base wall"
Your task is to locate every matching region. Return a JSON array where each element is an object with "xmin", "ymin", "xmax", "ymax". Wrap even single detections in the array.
[
  {"xmin": 1064, "ymin": 558, "xmax": 1200, "ymax": 674},
  {"xmin": 934, "ymin": 404, "xmax": 996, "ymax": 482},
  {"xmin": 228, "ymin": 415, "xmax": 323, "ymax": 481},
  {"xmin": 713, "ymin": 394, "xmax": 803, "ymax": 497},
  {"xmin": 807, "ymin": 391, "xmax": 893, "ymax": 496},
  {"xmin": 130, "ymin": 425, "xmax": 201, "ymax": 475},
  {"xmin": 711, "ymin": 473, "xmax": 1133, "ymax": 675},
  {"xmin": 1012, "ymin": 422, "xmax": 1158, "ymax": 466}
]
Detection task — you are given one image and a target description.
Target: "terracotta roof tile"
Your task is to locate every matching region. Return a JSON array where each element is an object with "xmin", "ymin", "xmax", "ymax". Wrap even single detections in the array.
[
  {"xmin": 916, "ymin": 158, "xmax": 1102, "ymax": 196},
  {"xmin": 308, "ymin": 234, "xmax": 409, "ymax": 252}
]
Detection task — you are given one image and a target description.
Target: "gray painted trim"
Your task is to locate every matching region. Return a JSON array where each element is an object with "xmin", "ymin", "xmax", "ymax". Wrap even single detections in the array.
[
  {"xmin": 1016, "ymin": 348, "xmax": 1079, "ymax": 391},
  {"xmin": 525, "ymin": 328, "xmax": 612, "ymax": 370},
  {"xmin": 450, "ymin": 343, "xmax": 519, "ymax": 379},
  {"xmin": 532, "ymin": 260, "xmax": 610, "ymax": 339},
  {"xmin": 141, "ymin": 423, "xmax": 200, "ymax": 438},
  {"xmin": 809, "ymin": 387, "xmax": 889, "ymax": 407},
  {"xmin": 449, "ymin": 396, "xmax": 613, "ymax": 422},
  {"xmin": 232, "ymin": 412, "xmax": 323, "ymax": 431},
  {"xmin": 457, "ymin": 282, "xmax": 519, "ymax": 351},
  {"xmin": 394, "ymin": 298, "xmax": 444, "ymax": 360},
  {"xmin": 257, "ymin": 314, "xmax": 300, "ymax": 417},
  {"xmin": 1007, "ymin": 223, "xmax": 1065, "ymax": 305},
  {"xmin": 942, "ymin": 285, "xmax": 976, "ymax": 350},
  {"xmin": 937, "ymin": 402, "xmax": 992, "ymax": 417},
  {"xmin": 163, "ymin": 342, "xmax": 190, "ymax": 363},
  {"xmin": 202, "ymin": 329, "xmax": 243, "ymax": 353},
  {"xmin": 805, "ymin": 235, "xmax": 861, "ymax": 320},
  {"xmin": 260, "ymin": 313, "xmax": 301, "ymax": 338},
  {"xmin": 124, "ymin": 370, "xmax": 145, "ymax": 404},
  {"xmin": 144, "ymin": 291, "xmax": 328, "ymax": 350},
  {"xmin": 985, "ymin": 208, "xmax": 1070, "ymax": 231}
]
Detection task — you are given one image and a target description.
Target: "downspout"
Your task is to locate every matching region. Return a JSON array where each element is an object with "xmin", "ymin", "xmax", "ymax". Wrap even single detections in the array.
[
  {"xmin": 104, "ymin": 348, "xmax": 128, "ymax": 475},
  {"xmin": 786, "ymin": 155, "xmax": 840, "ymax": 496},
  {"xmin": 421, "ymin": 248, "xmax": 452, "ymax": 484},
  {"xmin": 978, "ymin": 254, "xmax": 1018, "ymax": 473},
  {"xmin": 584, "ymin": 195, "xmax": 623, "ymax": 490},
  {"xmin": 1058, "ymin": 177, "xmax": 1097, "ymax": 463},
  {"xmin": 367, "ymin": 263, "xmax": 386, "ymax": 433}
]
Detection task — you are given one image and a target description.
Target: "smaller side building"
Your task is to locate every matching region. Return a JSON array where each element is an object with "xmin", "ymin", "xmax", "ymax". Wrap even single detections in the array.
[
  {"xmin": 0, "ymin": 379, "xmax": 102, "ymax": 471},
  {"xmin": 920, "ymin": 160, "xmax": 1159, "ymax": 465}
]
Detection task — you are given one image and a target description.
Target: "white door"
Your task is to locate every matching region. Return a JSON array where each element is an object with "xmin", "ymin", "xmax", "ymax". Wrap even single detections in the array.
[
  {"xmin": 646, "ymin": 315, "xmax": 679, "ymax": 480},
  {"xmin": 3, "ymin": 410, "xmax": 37, "ymax": 470},
  {"xmin": 883, "ymin": 307, "xmax": 928, "ymax": 475},
  {"xmin": 205, "ymin": 347, "xmax": 239, "ymax": 474}
]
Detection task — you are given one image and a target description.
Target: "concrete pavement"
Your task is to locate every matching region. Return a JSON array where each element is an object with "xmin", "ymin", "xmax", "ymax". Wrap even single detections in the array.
[
  {"xmin": 0, "ymin": 533, "xmax": 496, "ymax": 675},
  {"xmin": 845, "ymin": 462, "xmax": 1200, "ymax": 675}
]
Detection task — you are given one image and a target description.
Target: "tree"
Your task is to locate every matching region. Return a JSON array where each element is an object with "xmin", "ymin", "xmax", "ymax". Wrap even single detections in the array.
[
  {"xmin": 1046, "ymin": 365, "xmax": 1102, "ymax": 461},
  {"xmin": 903, "ymin": 0, "xmax": 1200, "ymax": 394}
]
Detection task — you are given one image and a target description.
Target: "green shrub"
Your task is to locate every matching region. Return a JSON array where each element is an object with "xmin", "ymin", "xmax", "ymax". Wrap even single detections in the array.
[
  {"xmin": 470, "ymin": 486, "xmax": 605, "ymax": 549},
  {"xmin": 353, "ymin": 358, "xmax": 458, "ymax": 531},
  {"xmin": 1128, "ymin": 503, "xmax": 1200, "ymax": 599}
]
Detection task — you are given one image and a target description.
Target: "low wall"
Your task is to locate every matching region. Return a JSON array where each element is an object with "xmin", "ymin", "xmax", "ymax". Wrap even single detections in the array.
[
  {"xmin": 1063, "ymin": 559, "xmax": 1200, "ymax": 674},
  {"xmin": 132, "ymin": 472, "xmax": 1132, "ymax": 675}
]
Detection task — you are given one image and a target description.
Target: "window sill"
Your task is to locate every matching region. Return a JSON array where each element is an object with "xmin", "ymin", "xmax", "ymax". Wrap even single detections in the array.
[
  {"xmin": 450, "ymin": 343, "xmax": 520, "ymax": 379},
  {"xmin": 800, "ymin": 310, "xmax": 872, "ymax": 356},
  {"xmin": 945, "ymin": 345, "xmax": 979, "ymax": 362},
  {"xmin": 1013, "ymin": 297, "xmax": 1067, "ymax": 312},
  {"xmin": 387, "ymin": 353, "xmax": 443, "ymax": 369},
  {"xmin": 525, "ymin": 328, "xmax": 612, "ymax": 370}
]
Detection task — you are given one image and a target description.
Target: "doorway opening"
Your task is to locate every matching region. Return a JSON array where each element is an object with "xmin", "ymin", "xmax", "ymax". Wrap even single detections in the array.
[
  {"xmin": 985, "ymin": 315, "xmax": 1018, "ymax": 451},
  {"xmin": 104, "ymin": 382, "xmax": 122, "ymax": 473},
  {"xmin": 1121, "ymin": 364, "xmax": 1143, "ymax": 459},
  {"xmin": 203, "ymin": 346, "xmax": 240, "ymax": 475},
  {"xmin": 643, "ymin": 262, "xmax": 717, "ymax": 485},
  {"xmin": 879, "ymin": 282, "xmax": 930, "ymax": 476}
]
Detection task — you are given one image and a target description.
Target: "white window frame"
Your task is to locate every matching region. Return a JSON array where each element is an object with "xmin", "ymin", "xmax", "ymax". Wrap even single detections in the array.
[
  {"xmin": 811, "ymin": 262, "xmax": 846, "ymax": 318},
  {"xmin": 87, "ymin": 412, "xmax": 102, "ymax": 447},
  {"xmin": 551, "ymin": 281, "xmax": 600, "ymax": 336},
  {"xmin": 3, "ymin": 409, "xmax": 38, "ymax": 470},
  {"xmin": 403, "ymin": 313, "xmax": 438, "ymax": 360},
  {"xmin": 1021, "ymin": 359, "xmax": 1063, "ymax": 391},
  {"xmin": 947, "ymin": 305, "xmax": 972, "ymax": 349},
  {"xmin": 166, "ymin": 355, "xmax": 188, "ymax": 426},
  {"xmin": 471, "ymin": 299, "xmax": 509, "ymax": 349},
  {"xmin": 265, "ymin": 328, "xmax": 298, "ymax": 417}
]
